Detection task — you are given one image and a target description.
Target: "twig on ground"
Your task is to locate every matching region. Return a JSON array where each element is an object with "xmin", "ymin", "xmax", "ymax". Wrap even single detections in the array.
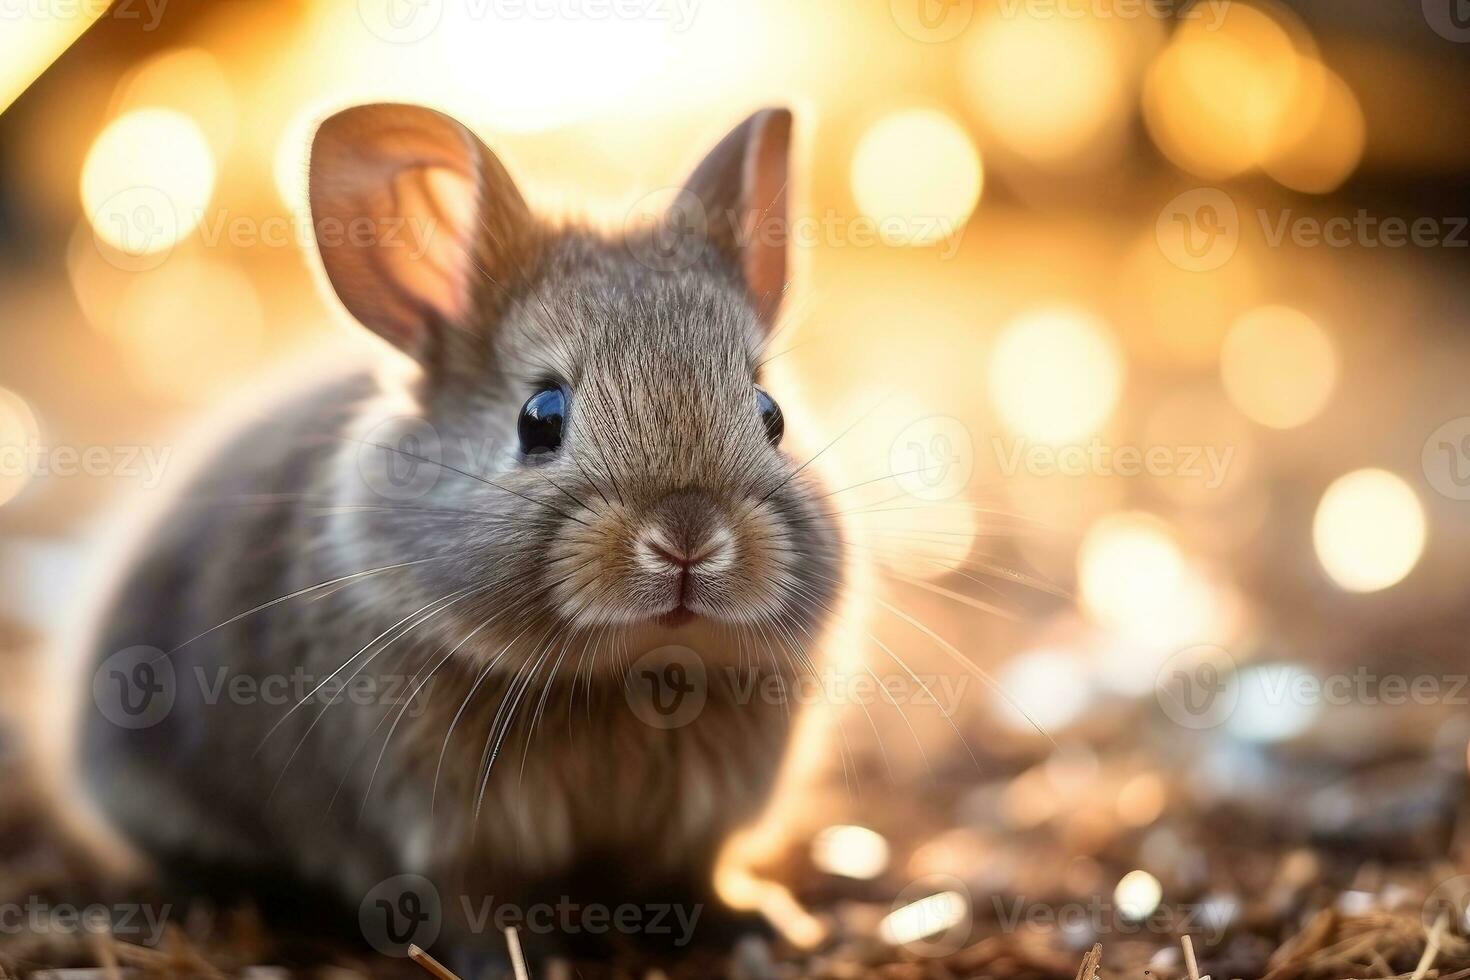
[
  {"xmin": 1413, "ymin": 910, "xmax": 1450, "ymax": 980},
  {"xmin": 408, "ymin": 944, "xmax": 462, "ymax": 980},
  {"xmin": 1074, "ymin": 942, "xmax": 1102, "ymax": 980}
]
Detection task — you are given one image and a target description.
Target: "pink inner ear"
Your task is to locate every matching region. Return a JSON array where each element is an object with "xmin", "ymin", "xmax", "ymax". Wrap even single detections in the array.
[
  {"xmin": 388, "ymin": 165, "xmax": 481, "ymax": 327},
  {"xmin": 741, "ymin": 111, "xmax": 791, "ymax": 326}
]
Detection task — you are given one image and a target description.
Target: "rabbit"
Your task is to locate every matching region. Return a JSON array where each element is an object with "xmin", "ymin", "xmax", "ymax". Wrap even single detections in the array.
[{"xmin": 74, "ymin": 102, "xmax": 844, "ymax": 967}]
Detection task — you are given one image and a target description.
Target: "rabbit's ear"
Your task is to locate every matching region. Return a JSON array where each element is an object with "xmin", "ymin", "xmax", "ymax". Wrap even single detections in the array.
[
  {"xmin": 677, "ymin": 108, "xmax": 792, "ymax": 327},
  {"xmin": 308, "ymin": 103, "xmax": 537, "ymax": 357}
]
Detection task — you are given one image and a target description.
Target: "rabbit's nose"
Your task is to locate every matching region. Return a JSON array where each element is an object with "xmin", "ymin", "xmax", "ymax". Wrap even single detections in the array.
[{"xmin": 639, "ymin": 491, "xmax": 734, "ymax": 574}]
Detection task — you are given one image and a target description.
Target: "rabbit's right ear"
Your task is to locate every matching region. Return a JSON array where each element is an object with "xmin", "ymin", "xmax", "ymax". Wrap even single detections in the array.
[
  {"xmin": 308, "ymin": 103, "xmax": 537, "ymax": 358},
  {"xmin": 676, "ymin": 108, "xmax": 792, "ymax": 327}
]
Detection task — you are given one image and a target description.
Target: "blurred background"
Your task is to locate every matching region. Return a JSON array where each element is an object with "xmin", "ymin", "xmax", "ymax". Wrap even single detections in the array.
[{"xmin": 3, "ymin": 0, "xmax": 1470, "ymax": 977}]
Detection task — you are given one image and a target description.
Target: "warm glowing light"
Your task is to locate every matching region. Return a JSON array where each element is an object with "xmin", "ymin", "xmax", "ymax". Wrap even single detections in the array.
[
  {"xmin": 850, "ymin": 109, "xmax": 982, "ymax": 247},
  {"xmin": 1078, "ymin": 513, "xmax": 1227, "ymax": 660},
  {"xmin": 1120, "ymin": 234, "xmax": 1263, "ymax": 369},
  {"xmin": 988, "ymin": 307, "xmax": 1124, "ymax": 444},
  {"xmin": 995, "ymin": 649, "xmax": 1092, "ymax": 733},
  {"xmin": 1220, "ymin": 306, "xmax": 1337, "ymax": 429},
  {"xmin": 274, "ymin": 106, "xmax": 329, "ymax": 215},
  {"xmin": 81, "ymin": 109, "xmax": 216, "ymax": 257},
  {"xmin": 1142, "ymin": 2, "xmax": 1311, "ymax": 179},
  {"xmin": 116, "ymin": 48, "xmax": 238, "ymax": 157},
  {"xmin": 1263, "ymin": 61, "xmax": 1366, "ymax": 194},
  {"xmin": 112, "ymin": 259, "xmax": 264, "ymax": 398},
  {"xmin": 715, "ymin": 863, "xmax": 826, "ymax": 948},
  {"xmin": 1228, "ymin": 663, "xmax": 1320, "ymax": 742},
  {"xmin": 1313, "ymin": 469, "xmax": 1426, "ymax": 593},
  {"xmin": 879, "ymin": 891, "xmax": 969, "ymax": 946},
  {"xmin": 961, "ymin": 12, "xmax": 1126, "ymax": 164},
  {"xmin": 0, "ymin": 388, "xmax": 41, "ymax": 508},
  {"xmin": 0, "ymin": 4, "xmax": 105, "ymax": 114},
  {"xmin": 811, "ymin": 825, "xmax": 890, "ymax": 880},
  {"xmin": 435, "ymin": 5, "xmax": 675, "ymax": 134},
  {"xmin": 1117, "ymin": 773, "xmax": 1167, "ymax": 827},
  {"xmin": 1114, "ymin": 870, "xmax": 1163, "ymax": 919}
]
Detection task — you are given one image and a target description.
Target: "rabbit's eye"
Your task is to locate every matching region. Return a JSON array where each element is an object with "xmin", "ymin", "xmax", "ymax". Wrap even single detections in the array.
[
  {"xmin": 756, "ymin": 385, "xmax": 783, "ymax": 444},
  {"xmin": 518, "ymin": 386, "xmax": 566, "ymax": 456}
]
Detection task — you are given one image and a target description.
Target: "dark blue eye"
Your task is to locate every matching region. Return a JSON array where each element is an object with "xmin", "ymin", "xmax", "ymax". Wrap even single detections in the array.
[
  {"xmin": 756, "ymin": 385, "xmax": 783, "ymax": 444},
  {"xmin": 518, "ymin": 386, "xmax": 566, "ymax": 456}
]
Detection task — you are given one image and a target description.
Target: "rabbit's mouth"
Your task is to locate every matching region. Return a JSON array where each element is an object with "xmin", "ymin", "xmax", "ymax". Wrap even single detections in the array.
[{"xmin": 655, "ymin": 605, "xmax": 699, "ymax": 628}]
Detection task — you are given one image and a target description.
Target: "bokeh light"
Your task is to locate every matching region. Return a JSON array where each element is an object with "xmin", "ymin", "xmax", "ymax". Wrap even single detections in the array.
[
  {"xmin": 1114, "ymin": 869, "xmax": 1163, "ymax": 919},
  {"xmin": 850, "ymin": 109, "xmax": 982, "ymax": 247},
  {"xmin": 879, "ymin": 890, "xmax": 969, "ymax": 946},
  {"xmin": 811, "ymin": 825, "xmax": 890, "ymax": 880},
  {"xmin": 0, "ymin": 388, "xmax": 41, "ymax": 508},
  {"xmin": 435, "ymin": 4, "xmax": 677, "ymax": 134},
  {"xmin": 1263, "ymin": 60, "xmax": 1366, "ymax": 194},
  {"xmin": 1079, "ymin": 512, "xmax": 1229, "ymax": 663},
  {"xmin": 1116, "ymin": 772, "xmax": 1167, "ymax": 827},
  {"xmin": 1220, "ymin": 306, "xmax": 1337, "ymax": 430},
  {"xmin": 1142, "ymin": 1, "xmax": 1313, "ymax": 179},
  {"xmin": 81, "ymin": 108, "xmax": 216, "ymax": 257},
  {"xmin": 114, "ymin": 48, "xmax": 238, "ymax": 158},
  {"xmin": 961, "ymin": 11, "xmax": 1127, "ymax": 166},
  {"xmin": 994, "ymin": 648, "xmax": 1092, "ymax": 734},
  {"xmin": 988, "ymin": 307, "xmax": 1124, "ymax": 445},
  {"xmin": 1227, "ymin": 663, "xmax": 1321, "ymax": 742},
  {"xmin": 1313, "ymin": 469, "xmax": 1426, "ymax": 593}
]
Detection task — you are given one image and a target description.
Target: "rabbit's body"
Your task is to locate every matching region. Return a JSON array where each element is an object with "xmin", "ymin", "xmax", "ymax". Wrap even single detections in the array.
[{"xmin": 78, "ymin": 107, "xmax": 841, "ymax": 959}]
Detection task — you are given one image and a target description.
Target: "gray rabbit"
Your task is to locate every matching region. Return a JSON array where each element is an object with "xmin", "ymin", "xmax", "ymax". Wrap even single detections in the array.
[{"xmin": 76, "ymin": 104, "xmax": 843, "ymax": 964}]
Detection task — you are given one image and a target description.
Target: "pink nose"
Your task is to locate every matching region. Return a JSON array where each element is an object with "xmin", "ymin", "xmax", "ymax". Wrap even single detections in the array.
[
  {"xmin": 641, "ymin": 491, "xmax": 733, "ymax": 574},
  {"xmin": 647, "ymin": 539, "xmax": 717, "ymax": 571}
]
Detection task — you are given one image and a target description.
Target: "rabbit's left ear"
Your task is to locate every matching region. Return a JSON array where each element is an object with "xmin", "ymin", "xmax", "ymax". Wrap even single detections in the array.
[
  {"xmin": 308, "ymin": 103, "xmax": 538, "ymax": 358},
  {"xmin": 677, "ymin": 108, "xmax": 792, "ymax": 327}
]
